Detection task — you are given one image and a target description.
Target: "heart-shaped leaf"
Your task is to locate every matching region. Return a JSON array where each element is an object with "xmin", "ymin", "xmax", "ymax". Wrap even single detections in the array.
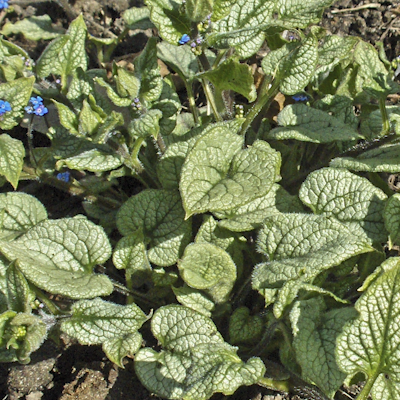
[
  {"xmin": 180, "ymin": 126, "xmax": 281, "ymax": 218},
  {"xmin": 290, "ymin": 298, "xmax": 357, "ymax": 398},
  {"xmin": 253, "ymin": 213, "xmax": 374, "ymax": 306},
  {"xmin": 117, "ymin": 190, "xmax": 191, "ymax": 266},
  {"xmin": 337, "ymin": 258, "xmax": 400, "ymax": 399},
  {"xmin": 135, "ymin": 305, "xmax": 266, "ymax": 400},
  {"xmin": 0, "ymin": 216, "xmax": 113, "ymax": 299},
  {"xmin": 61, "ymin": 298, "xmax": 148, "ymax": 367},
  {"xmin": 178, "ymin": 243, "xmax": 236, "ymax": 303},
  {"xmin": 299, "ymin": 167, "xmax": 388, "ymax": 243}
]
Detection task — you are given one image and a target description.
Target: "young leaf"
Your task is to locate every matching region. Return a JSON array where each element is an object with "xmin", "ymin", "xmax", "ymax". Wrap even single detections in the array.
[
  {"xmin": 268, "ymin": 104, "xmax": 361, "ymax": 143},
  {"xmin": 134, "ymin": 37, "xmax": 163, "ymax": 102},
  {"xmin": 2, "ymin": 312, "xmax": 47, "ymax": 364},
  {"xmin": 113, "ymin": 232, "xmax": 152, "ymax": 288},
  {"xmin": 353, "ymin": 40, "xmax": 399, "ymax": 99},
  {"xmin": 200, "ymin": 58, "xmax": 257, "ymax": 102},
  {"xmin": 157, "ymin": 42, "xmax": 199, "ymax": 80},
  {"xmin": 0, "ymin": 76, "xmax": 34, "ymax": 130},
  {"xmin": 299, "ymin": 167, "xmax": 388, "ymax": 243},
  {"xmin": 152, "ymin": 267, "xmax": 179, "ymax": 287},
  {"xmin": 195, "ymin": 215, "xmax": 243, "ymax": 269},
  {"xmin": 128, "ymin": 109, "xmax": 162, "ymax": 139},
  {"xmin": 6, "ymin": 261, "xmax": 31, "ymax": 313},
  {"xmin": 65, "ymin": 67, "xmax": 97, "ymax": 110},
  {"xmin": 35, "ymin": 35, "xmax": 69, "ymax": 78},
  {"xmin": 313, "ymin": 36, "xmax": 358, "ymax": 91},
  {"xmin": 337, "ymin": 258, "xmax": 400, "ymax": 399},
  {"xmin": 0, "ymin": 134, "xmax": 25, "ymax": 189},
  {"xmin": 36, "ymin": 15, "xmax": 87, "ymax": 79},
  {"xmin": 61, "ymin": 298, "xmax": 148, "ymax": 367},
  {"xmin": 290, "ymin": 298, "xmax": 357, "ymax": 398},
  {"xmin": 78, "ymin": 99, "xmax": 103, "ymax": 136},
  {"xmin": 94, "ymin": 77, "xmax": 132, "ymax": 107},
  {"xmin": 180, "ymin": 126, "xmax": 281, "ymax": 218},
  {"xmin": 384, "ymin": 194, "xmax": 400, "ymax": 248},
  {"xmin": 145, "ymin": 0, "xmax": 191, "ymax": 44},
  {"xmin": 229, "ymin": 306, "xmax": 263, "ymax": 344},
  {"xmin": 0, "ymin": 192, "xmax": 47, "ymax": 241},
  {"xmin": 331, "ymin": 143, "xmax": 400, "ymax": 173},
  {"xmin": 151, "ymin": 78, "xmax": 181, "ymax": 136},
  {"xmin": 53, "ymin": 100, "xmax": 79, "ymax": 135},
  {"xmin": 264, "ymin": 34, "xmax": 320, "ymax": 93},
  {"xmin": 115, "ymin": 65, "xmax": 141, "ymax": 99},
  {"xmin": 178, "ymin": 242, "xmax": 236, "ymax": 303},
  {"xmin": 0, "ymin": 217, "xmax": 113, "ymax": 299},
  {"xmin": 0, "ymin": 37, "xmax": 29, "ymax": 60},
  {"xmin": 117, "ymin": 190, "xmax": 191, "ymax": 267},
  {"xmin": 135, "ymin": 305, "xmax": 266, "ymax": 400}
]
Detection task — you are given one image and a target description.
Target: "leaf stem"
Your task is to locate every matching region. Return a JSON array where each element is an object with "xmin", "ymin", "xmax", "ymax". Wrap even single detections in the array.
[
  {"xmin": 212, "ymin": 49, "xmax": 228, "ymax": 69},
  {"xmin": 186, "ymin": 80, "xmax": 200, "ymax": 124},
  {"xmin": 257, "ymin": 376, "xmax": 290, "ymax": 392},
  {"xmin": 111, "ymin": 280, "xmax": 160, "ymax": 307},
  {"xmin": 26, "ymin": 118, "xmax": 37, "ymax": 168},
  {"xmin": 22, "ymin": 165, "xmax": 122, "ymax": 209},
  {"xmin": 201, "ymin": 78, "xmax": 222, "ymax": 121},
  {"xmin": 130, "ymin": 137, "xmax": 146, "ymax": 173},
  {"xmin": 30, "ymin": 285, "xmax": 66, "ymax": 316},
  {"xmin": 379, "ymin": 97, "xmax": 391, "ymax": 136},
  {"xmin": 103, "ymin": 27, "xmax": 129, "ymax": 63},
  {"xmin": 355, "ymin": 374, "xmax": 378, "ymax": 400},
  {"xmin": 251, "ymin": 321, "xmax": 278, "ymax": 357},
  {"xmin": 197, "ymin": 52, "xmax": 222, "ymax": 121},
  {"xmin": 239, "ymin": 77, "xmax": 280, "ymax": 136}
]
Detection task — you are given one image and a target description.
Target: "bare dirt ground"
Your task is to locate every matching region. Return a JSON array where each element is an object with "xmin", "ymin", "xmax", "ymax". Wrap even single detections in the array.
[{"xmin": 1, "ymin": 0, "xmax": 400, "ymax": 399}]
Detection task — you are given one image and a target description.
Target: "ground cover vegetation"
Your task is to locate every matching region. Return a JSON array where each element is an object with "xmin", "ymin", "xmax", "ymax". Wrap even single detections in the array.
[{"xmin": 0, "ymin": 0, "xmax": 400, "ymax": 399}]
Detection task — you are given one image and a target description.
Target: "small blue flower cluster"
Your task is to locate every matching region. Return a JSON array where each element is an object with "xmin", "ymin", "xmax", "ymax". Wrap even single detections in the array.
[
  {"xmin": 56, "ymin": 172, "xmax": 70, "ymax": 183},
  {"xmin": 25, "ymin": 96, "xmax": 48, "ymax": 116},
  {"xmin": 131, "ymin": 97, "xmax": 142, "ymax": 111},
  {"xmin": 0, "ymin": 100, "xmax": 11, "ymax": 117},
  {"xmin": 0, "ymin": 0, "xmax": 9, "ymax": 10},
  {"xmin": 190, "ymin": 37, "xmax": 203, "ymax": 48}
]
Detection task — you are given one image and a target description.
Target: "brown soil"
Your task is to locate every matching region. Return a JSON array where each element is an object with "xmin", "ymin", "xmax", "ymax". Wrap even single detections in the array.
[{"xmin": 1, "ymin": 0, "xmax": 399, "ymax": 399}]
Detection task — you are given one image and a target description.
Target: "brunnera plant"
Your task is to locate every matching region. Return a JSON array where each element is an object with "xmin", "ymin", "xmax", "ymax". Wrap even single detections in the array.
[{"xmin": 0, "ymin": 0, "xmax": 400, "ymax": 399}]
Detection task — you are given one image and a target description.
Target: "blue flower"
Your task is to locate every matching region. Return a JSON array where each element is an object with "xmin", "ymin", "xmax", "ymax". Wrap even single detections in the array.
[
  {"xmin": 29, "ymin": 96, "xmax": 44, "ymax": 108},
  {"xmin": 25, "ymin": 96, "xmax": 48, "ymax": 116},
  {"xmin": 34, "ymin": 104, "xmax": 48, "ymax": 116},
  {"xmin": 0, "ymin": 0, "xmax": 9, "ymax": 10},
  {"xmin": 0, "ymin": 100, "xmax": 11, "ymax": 116},
  {"xmin": 178, "ymin": 34, "xmax": 190, "ymax": 45},
  {"xmin": 292, "ymin": 94, "xmax": 308, "ymax": 102},
  {"xmin": 56, "ymin": 172, "xmax": 70, "ymax": 183}
]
